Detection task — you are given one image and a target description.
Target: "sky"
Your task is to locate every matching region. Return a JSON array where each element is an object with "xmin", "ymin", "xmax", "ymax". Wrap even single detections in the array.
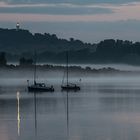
[{"xmin": 0, "ymin": 0, "xmax": 140, "ymax": 43}]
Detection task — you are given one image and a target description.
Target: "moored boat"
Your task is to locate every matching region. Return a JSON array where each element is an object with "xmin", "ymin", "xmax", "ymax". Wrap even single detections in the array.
[
  {"xmin": 28, "ymin": 82, "xmax": 54, "ymax": 92},
  {"xmin": 61, "ymin": 52, "xmax": 80, "ymax": 91},
  {"xmin": 27, "ymin": 52, "xmax": 54, "ymax": 92}
]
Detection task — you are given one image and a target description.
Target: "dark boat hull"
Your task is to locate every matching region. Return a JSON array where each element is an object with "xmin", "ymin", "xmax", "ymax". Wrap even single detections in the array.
[
  {"xmin": 61, "ymin": 85, "xmax": 80, "ymax": 91},
  {"xmin": 28, "ymin": 86, "xmax": 54, "ymax": 92}
]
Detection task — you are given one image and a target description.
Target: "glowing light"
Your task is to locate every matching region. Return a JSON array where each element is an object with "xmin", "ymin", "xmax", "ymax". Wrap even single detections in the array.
[
  {"xmin": 17, "ymin": 91, "xmax": 20, "ymax": 136},
  {"xmin": 16, "ymin": 22, "xmax": 20, "ymax": 30}
]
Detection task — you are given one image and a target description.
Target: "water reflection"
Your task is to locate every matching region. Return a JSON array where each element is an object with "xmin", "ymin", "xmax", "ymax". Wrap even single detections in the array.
[
  {"xmin": 96, "ymin": 84, "xmax": 140, "ymax": 112},
  {"xmin": 66, "ymin": 91, "xmax": 69, "ymax": 138},
  {"xmin": 1, "ymin": 76, "xmax": 140, "ymax": 140},
  {"xmin": 17, "ymin": 92, "xmax": 20, "ymax": 136},
  {"xmin": 34, "ymin": 92, "xmax": 37, "ymax": 136}
]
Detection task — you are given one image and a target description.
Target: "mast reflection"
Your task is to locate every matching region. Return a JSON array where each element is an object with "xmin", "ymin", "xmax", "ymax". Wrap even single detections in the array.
[
  {"xmin": 66, "ymin": 91, "xmax": 69, "ymax": 137},
  {"xmin": 34, "ymin": 92, "xmax": 37, "ymax": 136}
]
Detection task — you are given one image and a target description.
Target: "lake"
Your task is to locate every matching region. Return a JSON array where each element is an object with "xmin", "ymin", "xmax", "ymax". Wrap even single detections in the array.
[{"xmin": 0, "ymin": 71, "xmax": 140, "ymax": 140}]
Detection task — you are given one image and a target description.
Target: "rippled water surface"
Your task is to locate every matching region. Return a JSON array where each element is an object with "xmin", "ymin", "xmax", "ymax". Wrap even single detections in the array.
[{"xmin": 1, "ymin": 74, "xmax": 140, "ymax": 140}]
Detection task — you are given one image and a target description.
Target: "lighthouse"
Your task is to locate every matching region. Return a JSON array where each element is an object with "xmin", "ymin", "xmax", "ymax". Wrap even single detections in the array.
[{"xmin": 16, "ymin": 22, "xmax": 20, "ymax": 31}]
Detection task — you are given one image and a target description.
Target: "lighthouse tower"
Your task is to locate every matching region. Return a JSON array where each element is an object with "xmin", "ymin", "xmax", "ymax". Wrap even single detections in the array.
[{"xmin": 16, "ymin": 22, "xmax": 20, "ymax": 31}]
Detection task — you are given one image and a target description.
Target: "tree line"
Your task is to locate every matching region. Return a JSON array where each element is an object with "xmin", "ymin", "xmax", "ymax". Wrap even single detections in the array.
[{"xmin": 0, "ymin": 28, "xmax": 140, "ymax": 65}]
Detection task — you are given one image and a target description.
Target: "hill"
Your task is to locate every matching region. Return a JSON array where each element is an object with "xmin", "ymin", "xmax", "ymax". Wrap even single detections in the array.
[
  {"xmin": 0, "ymin": 28, "xmax": 95, "ymax": 54},
  {"xmin": 0, "ymin": 28, "xmax": 140, "ymax": 65}
]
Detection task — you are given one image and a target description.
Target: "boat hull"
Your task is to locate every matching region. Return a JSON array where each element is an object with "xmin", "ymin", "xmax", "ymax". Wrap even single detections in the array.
[
  {"xmin": 61, "ymin": 85, "xmax": 80, "ymax": 91},
  {"xmin": 28, "ymin": 86, "xmax": 54, "ymax": 92}
]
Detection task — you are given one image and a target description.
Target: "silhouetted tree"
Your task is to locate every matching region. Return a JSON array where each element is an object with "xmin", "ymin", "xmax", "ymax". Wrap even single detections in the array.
[
  {"xmin": 1, "ymin": 28, "xmax": 140, "ymax": 64},
  {"xmin": 0, "ymin": 52, "xmax": 7, "ymax": 66},
  {"xmin": 19, "ymin": 57, "xmax": 33, "ymax": 66}
]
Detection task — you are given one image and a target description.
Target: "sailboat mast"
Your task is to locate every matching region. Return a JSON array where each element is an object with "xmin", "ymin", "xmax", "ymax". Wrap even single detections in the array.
[
  {"xmin": 66, "ymin": 51, "xmax": 68, "ymax": 86},
  {"xmin": 34, "ymin": 51, "xmax": 37, "ymax": 85}
]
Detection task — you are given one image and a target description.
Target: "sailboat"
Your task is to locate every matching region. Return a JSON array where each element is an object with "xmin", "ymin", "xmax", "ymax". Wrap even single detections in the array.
[
  {"xmin": 27, "ymin": 52, "xmax": 54, "ymax": 92},
  {"xmin": 61, "ymin": 52, "xmax": 80, "ymax": 91},
  {"xmin": 28, "ymin": 81, "xmax": 54, "ymax": 92}
]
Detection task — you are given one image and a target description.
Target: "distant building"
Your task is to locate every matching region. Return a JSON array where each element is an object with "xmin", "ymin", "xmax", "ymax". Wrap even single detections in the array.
[{"xmin": 16, "ymin": 22, "xmax": 20, "ymax": 31}]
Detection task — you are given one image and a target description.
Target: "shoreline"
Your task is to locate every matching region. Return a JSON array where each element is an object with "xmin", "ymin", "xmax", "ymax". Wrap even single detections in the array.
[{"xmin": 0, "ymin": 64, "xmax": 134, "ymax": 74}]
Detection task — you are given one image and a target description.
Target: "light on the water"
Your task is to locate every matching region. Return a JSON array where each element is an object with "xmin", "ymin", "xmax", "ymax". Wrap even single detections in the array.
[{"xmin": 17, "ymin": 91, "xmax": 20, "ymax": 136}]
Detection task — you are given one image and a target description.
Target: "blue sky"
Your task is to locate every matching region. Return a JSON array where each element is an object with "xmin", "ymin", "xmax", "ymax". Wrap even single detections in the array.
[{"xmin": 0, "ymin": 0, "xmax": 140, "ymax": 43}]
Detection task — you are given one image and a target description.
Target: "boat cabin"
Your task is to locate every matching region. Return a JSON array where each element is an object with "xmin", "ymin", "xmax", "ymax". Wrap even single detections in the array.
[{"xmin": 34, "ymin": 82, "xmax": 46, "ymax": 87}]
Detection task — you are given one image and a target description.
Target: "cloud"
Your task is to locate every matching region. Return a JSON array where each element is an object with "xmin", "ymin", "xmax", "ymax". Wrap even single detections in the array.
[
  {"xmin": 0, "ymin": 2, "xmax": 113, "ymax": 15},
  {"xmin": 0, "ymin": 2, "xmax": 140, "ymax": 23},
  {"xmin": 0, "ymin": 0, "xmax": 140, "ymax": 43},
  {"xmin": 0, "ymin": 0, "xmax": 140, "ymax": 4},
  {"xmin": 0, "ymin": 1, "xmax": 140, "ymax": 22}
]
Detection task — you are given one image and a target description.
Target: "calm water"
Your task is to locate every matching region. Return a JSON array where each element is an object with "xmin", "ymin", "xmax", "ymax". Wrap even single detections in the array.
[{"xmin": 1, "ymin": 74, "xmax": 140, "ymax": 140}]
